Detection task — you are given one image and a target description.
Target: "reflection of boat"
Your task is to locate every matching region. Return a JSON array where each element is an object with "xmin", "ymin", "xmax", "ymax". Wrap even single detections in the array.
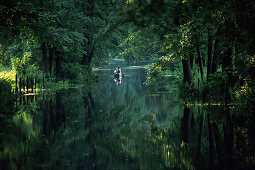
[
  {"xmin": 112, "ymin": 73, "xmax": 125, "ymax": 85},
  {"xmin": 112, "ymin": 73, "xmax": 125, "ymax": 79}
]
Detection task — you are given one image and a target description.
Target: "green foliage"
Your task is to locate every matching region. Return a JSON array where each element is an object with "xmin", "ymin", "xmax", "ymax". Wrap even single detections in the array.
[
  {"xmin": 121, "ymin": 0, "xmax": 255, "ymax": 105},
  {"xmin": 10, "ymin": 52, "xmax": 31, "ymax": 74},
  {"xmin": 61, "ymin": 63, "xmax": 87, "ymax": 82},
  {"xmin": 145, "ymin": 55, "xmax": 181, "ymax": 85},
  {"xmin": 26, "ymin": 65, "xmax": 43, "ymax": 79},
  {"xmin": 0, "ymin": 68, "xmax": 16, "ymax": 85},
  {"xmin": 0, "ymin": 44, "xmax": 4, "ymax": 66},
  {"xmin": 119, "ymin": 29, "xmax": 161, "ymax": 63},
  {"xmin": 204, "ymin": 73, "xmax": 227, "ymax": 103},
  {"xmin": 177, "ymin": 80, "xmax": 194, "ymax": 101},
  {"xmin": 1, "ymin": 0, "xmax": 255, "ymax": 107}
]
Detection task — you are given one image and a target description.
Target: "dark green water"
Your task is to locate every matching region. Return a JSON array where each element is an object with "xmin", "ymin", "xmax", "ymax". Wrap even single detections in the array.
[{"xmin": 1, "ymin": 62, "xmax": 255, "ymax": 170}]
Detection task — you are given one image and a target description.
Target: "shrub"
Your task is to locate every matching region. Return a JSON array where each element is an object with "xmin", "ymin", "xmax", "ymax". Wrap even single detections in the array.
[
  {"xmin": 61, "ymin": 63, "xmax": 85, "ymax": 81},
  {"xmin": 177, "ymin": 80, "xmax": 194, "ymax": 101},
  {"xmin": 0, "ymin": 69, "xmax": 15, "ymax": 85},
  {"xmin": 204, "ymin": 73, "xmax": 227, "ymax": 103}
]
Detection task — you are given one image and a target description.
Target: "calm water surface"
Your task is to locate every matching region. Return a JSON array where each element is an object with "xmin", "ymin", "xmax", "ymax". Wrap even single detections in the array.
[{"xmin": 0, "ymin": 62, "xmax": 255, "ymax": 170}]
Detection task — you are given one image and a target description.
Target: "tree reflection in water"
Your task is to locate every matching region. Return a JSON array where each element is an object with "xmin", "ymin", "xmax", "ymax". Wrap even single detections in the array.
[{"xmin": 0, "ymin": 67, "xmax": 255, "ymax": 170}]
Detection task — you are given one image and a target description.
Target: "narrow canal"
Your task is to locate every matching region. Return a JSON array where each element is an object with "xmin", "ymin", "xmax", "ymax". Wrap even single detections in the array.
[{"xmin": 0, "ymin": 61, "xmax": 254, "ymax": 170}]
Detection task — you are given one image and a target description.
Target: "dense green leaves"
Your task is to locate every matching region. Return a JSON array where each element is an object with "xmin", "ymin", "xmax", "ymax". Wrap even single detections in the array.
[
  {"xmin": 119, "ymin": 0, "xmax": 255, "ymax": 103},
  {"xmin": 0, "ymin": 0, "xmax": 130, "ymax": 81},
  {"xmin": 1, "ymin": 0, "xmax": 255, "ymax": 103}
]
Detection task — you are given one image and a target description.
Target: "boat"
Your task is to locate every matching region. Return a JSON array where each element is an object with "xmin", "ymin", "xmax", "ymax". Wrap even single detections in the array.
[{"xmin": 112, "ymin": 72, "xmax": 125, "ymax": 79}]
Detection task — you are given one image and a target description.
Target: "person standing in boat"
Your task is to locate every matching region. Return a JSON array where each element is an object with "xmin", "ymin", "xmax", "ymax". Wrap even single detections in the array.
[
  {"xmin": 117, "ymin": 66, "xmax": 121, "ymax": 75},
  {"xmin": 113, "ymin": 66, "xmax": 121, "ymax": 77},
  {"xmin": 114, "ymin": 66, "xmax": 118, "ymax": 74}
]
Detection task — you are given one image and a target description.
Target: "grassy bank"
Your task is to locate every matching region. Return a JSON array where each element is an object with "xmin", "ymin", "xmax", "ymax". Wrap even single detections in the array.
[
  {"xmin": 0, "ymin": 67, "xmax": 16, "ymax": 88},
  {"xmin": 0, "ymin": 66, "xmax": 96, "ymax": 92}
]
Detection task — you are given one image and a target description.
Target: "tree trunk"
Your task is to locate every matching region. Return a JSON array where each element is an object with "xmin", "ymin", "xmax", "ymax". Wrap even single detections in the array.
[
  {"xmin": 222, "ymin": 46, "xmax": 233, "ymax": 104},
  {"xmin": 23, "ymin": 78, "xmax": 25, "ymax": 93},
  {"xmin": 19, "ymin": 77, "xmax": 21, "ymax": 92},
  {"xmin": 49, "ymin": 98, "xmax": 55, "ymax": 130},
  {"xmin": 88, "ymin": 0, "xmax": 95, "ymax": 14},
  {"xmin": 207, "ymin": 112, "xmax": 214, "ymax": 169},
  {"xmin": 181, "ymin": 106, "xmax": 192, "ymax": 143},
  {"xmin": 31, "ymin": 78, "xmax": 33, "ymax": 93},
  {"xmin": 223, "ymin": 110, "xmax": 234, "ymax": 155},
  {"xmin": 211, "ymin": 39, "xmax": 219, "ymax": 74},
  {"xmin": 42, "ymin": 99, "xmax": 49, "ymax": 135},
  {"xmin": 82, "ymin": 0, "xmax": 95, "ymax": 66},
  {"xmin": 43, "ymin": 76, "xmax": 45, "ymax": 89},
  {"xmin": 55, "ymin": 92, "xmax": 65, "ymax": 129},
  {"xmin": 55, "ymin": 50, "xmax": 62, "ymax": 81},
  {"xmin": 207, "ymin": 31, "xmax": 213, "ymax": 81},
  {"xmin": 196, "ymin": 43, "xmax": 204, "ymax": 78},
  {"xmin": 15, "ymin": 74, "xmax": 18, "ymax": 92},
  {"xmin": 88, "ymin": 93, "xmax": 95, "ymax": 110},
  {"xmin": 82, "ymin": 39, "xmax": 93, "ymax": 66},
  {"xmin": 88, "ymin": 46, "xmax": 94, "ymax": 65},
  {"xmin": 212, "ymin": 123, "xmax": 224, "ymax": 168},
  {"xmin": 182, "ymin": 57, "xmax": 192, "ymax": 83},
  {"xmin": 26, "ymin": 75, "xmax": 29, "ymax": 93},
  {"xmin": 84, "ymin": 94, "xmax": 92, "ymax": 129},
  {"xmin": 48, "ymin": 47, "xmax": 54, "ymax": 76},
  {"xmin": 41, "ymin": 42, "xmax": 48, "ymax": 74},
  {"xmin": 196, "ymin": 106, "xmax": 204, "ymax": 162},
  {"xmin": 189, "ymin": 54, "xmax": 194, "ymax": 69}
]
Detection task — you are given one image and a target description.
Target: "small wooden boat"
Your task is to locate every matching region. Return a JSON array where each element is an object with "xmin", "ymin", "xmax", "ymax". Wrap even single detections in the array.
[{"xmin": 112, "ymin": 73, "xmax": 125, "ymax": 79}]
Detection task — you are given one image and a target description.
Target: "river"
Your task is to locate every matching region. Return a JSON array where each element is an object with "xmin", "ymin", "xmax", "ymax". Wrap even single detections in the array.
[{"xmin": 0, "ymin": 61, "xmax": 255, "ymax": 170}]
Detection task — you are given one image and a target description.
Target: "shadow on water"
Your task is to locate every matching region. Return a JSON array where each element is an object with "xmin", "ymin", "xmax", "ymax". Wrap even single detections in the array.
[{"xmin": 1, "ymin": 63, "xmax": 255, "ymax": 169}]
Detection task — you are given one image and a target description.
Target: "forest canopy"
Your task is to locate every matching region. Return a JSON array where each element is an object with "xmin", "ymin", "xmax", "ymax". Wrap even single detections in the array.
[
  {"xmin": 0, "ymin": 0, "xmax": 255, "ymax": 103},
  {"xmin": 1, "ymin": 1, "xmax": 255, "ymax": 170}
]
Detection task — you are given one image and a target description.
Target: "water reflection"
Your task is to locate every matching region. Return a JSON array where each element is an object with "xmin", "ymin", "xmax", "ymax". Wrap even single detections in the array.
[
  {"xmin": 113, "ymin": 74, "xmax": 124, "ymax": 85},
  {"xmin": 0, "ymin": 65, "xmax": 255, "ymax": 169}
]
